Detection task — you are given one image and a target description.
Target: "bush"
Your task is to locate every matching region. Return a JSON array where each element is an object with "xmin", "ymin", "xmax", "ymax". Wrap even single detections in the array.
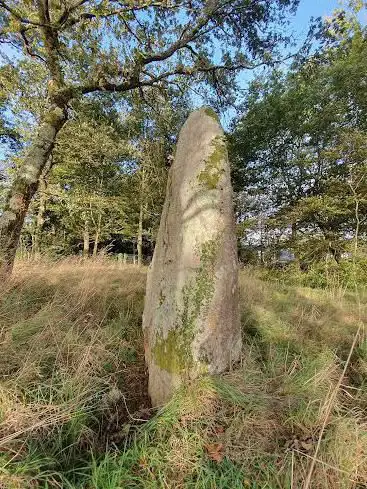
[{"xmin": 257, "ymin": 257, "xmax": 367, "ymax": 289}]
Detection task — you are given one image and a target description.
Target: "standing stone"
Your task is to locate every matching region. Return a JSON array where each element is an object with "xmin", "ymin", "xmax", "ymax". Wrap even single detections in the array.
[{"xmin": 143, "ymin": 107, "xmax": 241, "ymax": 407}]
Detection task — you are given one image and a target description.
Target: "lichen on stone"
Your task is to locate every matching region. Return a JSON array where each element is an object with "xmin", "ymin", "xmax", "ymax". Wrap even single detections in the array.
[
  {"xmin": 152, "ymin": 236, "xmax": 220, "ymax": 374},
  {"xmin": 0, "ymin": 210, "xmax": 17, "ymax": 226},
  {"xmin": 9, "ymin": 194, "xmax": 25, "ymax": 212},
  {"xmin": 203, "ymin": 107, "xmax": 220, "ymax": 122},
  {"xmin": 152, "ymin": 328, "xmax": 190, "ymax": 374},
  {"xmin": 197, "ymin": 136, "xmax": 226, "ymax": 190},
  {"xmin": 190, "ymin": 238, "xmax": 218, "ymax": 316},
  {"xmin": 43, "ymin": 107, "xmax": 65, "ymax": 127}
]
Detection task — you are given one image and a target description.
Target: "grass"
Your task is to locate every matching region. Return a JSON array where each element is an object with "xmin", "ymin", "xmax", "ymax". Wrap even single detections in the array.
[{"xmin": 0, "ymin": 258, "xmax": 366, "ymax": 488}]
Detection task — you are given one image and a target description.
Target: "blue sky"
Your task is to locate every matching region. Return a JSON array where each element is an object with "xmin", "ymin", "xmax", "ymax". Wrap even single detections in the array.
[
  {"xmin": 288, "ymin": 0, "xmax": 366, "ymax": 45},
  {"xmin": 294, "ymin": 0, "xmax": 341, "ymax": 34},
  {"xmin": 294, "ymin": 0, "xmax": 366, "ymax": 31}
]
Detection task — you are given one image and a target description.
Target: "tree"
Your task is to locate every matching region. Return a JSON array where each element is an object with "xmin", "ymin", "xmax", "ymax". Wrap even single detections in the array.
[
  {"xmin": 129, "ymin": 91, "xmax": 189, "ymax": 265},
  {"xmin": 18, "ymin": 88, "xmax": 189, "ymax": 259},
  {"xmin": 0, "ymin": 0, "xmax": 299, "ymax": 275},
  {"xmin": 25, "ymin": 98, "xmax": 134, "ymax": 256},
  {"xmin": 230, "ymin": 16, "xmax": 367, "ymax": 265}
]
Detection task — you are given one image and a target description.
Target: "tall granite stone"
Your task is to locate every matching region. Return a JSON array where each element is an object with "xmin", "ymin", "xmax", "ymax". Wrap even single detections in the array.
[{"xmin": 143, "ymin": 107, "xmax": 241, "ymax": 407}]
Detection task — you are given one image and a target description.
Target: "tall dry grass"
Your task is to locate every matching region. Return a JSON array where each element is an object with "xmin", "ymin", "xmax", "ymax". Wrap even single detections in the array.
[
  {"xmin": 0, "ymin": 258, "xmax": 149, "ymax": 488},
  {"xmin": 0, "ymin": 259, "xmax": 366, "ymax": 488}
]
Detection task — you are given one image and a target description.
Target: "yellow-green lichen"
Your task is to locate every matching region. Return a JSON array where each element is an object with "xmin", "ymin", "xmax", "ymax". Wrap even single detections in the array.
[
  {"xmin": 197, "ymin": 136, "xmax": 226, "ymax": 190},
  {"xmin": 152, "ymin": 237, "xmax": 219, "ymax": 374},
  {"xmin": 43, "ymin": 107, "xmax": 65, "ymax": 126},
  {"xmin": 189, "ymin": 238, "xmax": 218, "ymax": 316},
  {"xmin": 152, "ymin": 329, "xmax": 190, "ymax": 374},
  {"xmin": 203, "ymin": 107, "xmax": 220, "ymax": 122}
]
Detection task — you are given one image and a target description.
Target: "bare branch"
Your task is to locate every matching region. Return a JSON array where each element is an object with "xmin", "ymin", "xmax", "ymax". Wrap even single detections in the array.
[{"xmin": 19, "ymin": 27, "xmax": 46, "ymax": 62}]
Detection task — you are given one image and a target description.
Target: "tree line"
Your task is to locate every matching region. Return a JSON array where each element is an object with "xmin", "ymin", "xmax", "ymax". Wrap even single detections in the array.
[
  {"xmin": 0, "ymin": 0, "xmax": 366, "ymax": 280},
  {"xmin": 231, "ymin": 8, "xmax": 367, "ymax": 275}
]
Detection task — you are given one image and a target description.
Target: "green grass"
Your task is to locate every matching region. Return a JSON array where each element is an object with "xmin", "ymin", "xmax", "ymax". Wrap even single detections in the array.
[{"xmin": 0, "ymin": 259, "xmax": 366, "ymax": 488}]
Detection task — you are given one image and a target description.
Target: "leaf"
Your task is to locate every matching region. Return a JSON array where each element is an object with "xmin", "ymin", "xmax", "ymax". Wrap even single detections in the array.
[{"xmin": 205, "ymin": 442, "xmax": 224, "ymax": 462}]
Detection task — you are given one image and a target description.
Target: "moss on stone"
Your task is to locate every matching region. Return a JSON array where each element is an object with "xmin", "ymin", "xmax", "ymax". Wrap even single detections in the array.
[
  {"xmin": 152, "ymin": 237, "xmax": 219, "ymax": 374},
  {"xmin": 152, "ymin": 328, "xmax": 190, "ymax": 374},
  {"xmin": 203, "ymin": 107, "xmax": 220, "ymax": 122},
  {"xmin": 190, "ymin": 238, "xmax": 218, "ymax": 316},
  {"xmin": 197, "ymin": 136, "xmax": 226, "ymax": 190}
]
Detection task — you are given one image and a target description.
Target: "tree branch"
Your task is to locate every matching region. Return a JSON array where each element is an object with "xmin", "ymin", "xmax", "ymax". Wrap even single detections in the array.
[
  {"xmin": 122, "ymin": 17, "xmax": 144, "ymax": 46},
  {"xmin": 19, "ymin": 27, "xmax": 46, "ymax": 62},
  {"xmin": 57, "ymin": 0, "xmax": 89, "ymax": 26},
  {"xmin": 36, "ymin": 0, "xmax": 64, "ymax": 86},
  {"xmin": 0, "ymin": 0, "xmax": 48, "ymax": 27},
  {"xmin": 80, "ymin": 59, "xmax": 262, "ymax": 96},
  {"xmin": 61, "ymin": 0, "xmax": 179, "ymax": 29},
  {"xmin": 138, "ymin": 2, "xmax": 219, "ymax": 66}
]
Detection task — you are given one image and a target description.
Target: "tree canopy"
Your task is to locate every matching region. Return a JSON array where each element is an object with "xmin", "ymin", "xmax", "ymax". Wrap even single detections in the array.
[{"xmin": 230, "ymin": 15, "xmax": 367, "ymax": 266}]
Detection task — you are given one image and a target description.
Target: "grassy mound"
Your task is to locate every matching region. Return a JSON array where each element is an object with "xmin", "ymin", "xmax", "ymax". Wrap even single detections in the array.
[{"xmin": 0, "ymin": 260, "xmax": 366, "ymax": 488}]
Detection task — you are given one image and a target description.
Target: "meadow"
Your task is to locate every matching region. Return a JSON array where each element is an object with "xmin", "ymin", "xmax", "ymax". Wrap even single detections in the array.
[{"xmin": 0, "ymin": 259, "xmax": 366, "ymax": 489}]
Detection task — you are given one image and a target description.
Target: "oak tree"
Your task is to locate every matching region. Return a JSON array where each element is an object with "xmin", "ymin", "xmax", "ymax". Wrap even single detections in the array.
[{"xmin": 0, "ymin": 0, "xmax": 299, "ymax": 275}]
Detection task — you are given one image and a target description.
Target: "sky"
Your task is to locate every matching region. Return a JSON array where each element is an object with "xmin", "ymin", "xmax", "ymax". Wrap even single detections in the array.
[
  {"xmin": 294, "ymin": 0, "xmax": 342, "ymax": 35},
  {"xmin": 283, "ymin": 0, "xmax": 366, "ymax": 52},
  {"xmin": 294, "ymin": 0, "xmax": 366, "ymax": 31}
]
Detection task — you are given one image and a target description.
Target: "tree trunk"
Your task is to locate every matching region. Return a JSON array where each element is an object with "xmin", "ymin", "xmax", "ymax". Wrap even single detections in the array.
[
  {"xmin": 137, "ymin": 201, "xmax": 143, "ymax": 266},
  {"xmin": 34, "ymin": 191, "xmax": 46, "ymax": 258},
  {"xmin": 34, "ymin": 158, "xmax": 53, "ymax": 258},
  {"xmin": 83, "ymin": 220, "xmax": 90, "ymax": 257},
  {"xmin": 137, "ymin": 165, "xmax": 145, "ymax": 266},
  {"xmin": 92, "ymin": 213, "xmax": 101, "ymax": 257},
  {"xmin": 92, "ymin": 232, "xmax": 99, "ymax": 257},
  {"xmin": 291, "ymin": 222, "xmax": 297, "ymax": 241},
  {"xmin": 0, "ymin": 106, "xmax": 66, "ymax": 277},
  {"xmin": 350, "ymin": 185, "xmax": 360, "ymax": 262}
]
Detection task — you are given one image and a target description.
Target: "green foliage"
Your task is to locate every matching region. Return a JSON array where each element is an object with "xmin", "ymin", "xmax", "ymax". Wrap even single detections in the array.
[
  {"xmin": 0, "ymin": 0, "xmax": 300, "ymax": 275},
  {"xmin": 260, "ymin": 257, "xmax": 367, "ymax": 289},
  {"xmin": 0, "ymin": 0, "xmax": 299, "ymax": 142},
  {"xmin": 231, "ymin": 17, "xmax": 367, "ymax": 267},
  {"xmin": 17, "ymin": 93, "xmax": 188, "ymax": 258},
  {"xmin": 47, "ymin": 103, "xmax": 132, "ymax": 252},
  {"xmin": 0, "ymin": 0, "xmax": 299, "ymax": 184}
]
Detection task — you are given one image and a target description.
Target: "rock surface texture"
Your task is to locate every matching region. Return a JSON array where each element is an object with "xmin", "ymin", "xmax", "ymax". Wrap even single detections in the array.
[{"xmin": 143, "ymin": 107, "xmax": 241, "ymax": 407}]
